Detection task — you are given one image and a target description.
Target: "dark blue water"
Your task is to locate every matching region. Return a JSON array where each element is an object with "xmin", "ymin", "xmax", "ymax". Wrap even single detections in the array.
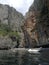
[{"xmin": 0, "ymin": 48, "xmax": 49, "ymax": 65}]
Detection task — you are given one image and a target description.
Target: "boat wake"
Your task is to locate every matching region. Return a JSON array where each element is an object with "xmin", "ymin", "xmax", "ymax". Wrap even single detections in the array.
[{"xmin": 28, "ymin": 47, "xmax": 42, "ymax": 53}]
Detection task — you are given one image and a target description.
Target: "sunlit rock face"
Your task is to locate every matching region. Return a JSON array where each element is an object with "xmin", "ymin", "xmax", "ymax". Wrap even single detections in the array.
[
  {"xmin": 22, "ymin": 0, "xmax": 49, "ymax": 47},
  {"xmin": 22, "ymin": 13, "xmax": 39, "ymax": 48}
]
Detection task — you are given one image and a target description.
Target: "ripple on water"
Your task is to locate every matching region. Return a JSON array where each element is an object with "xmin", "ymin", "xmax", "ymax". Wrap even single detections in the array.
[{"xmin": 0, "ymin": 48, "xmax": 49, "ymax": 65}]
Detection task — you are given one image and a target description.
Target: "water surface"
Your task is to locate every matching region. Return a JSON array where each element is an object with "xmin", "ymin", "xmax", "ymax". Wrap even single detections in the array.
[{"xmin": 0, "ymin": 48, "xmax": 49, "ymax": 65}]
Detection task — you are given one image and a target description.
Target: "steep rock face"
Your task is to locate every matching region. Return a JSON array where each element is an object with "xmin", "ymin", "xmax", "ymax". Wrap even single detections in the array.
[
  {"xmin": 0, "ymin": 4, "xmax": 24, "ymax": 31},
  {"xmin": 32, "ymin": 0, "xmax": 49, "ymax": 45},
  {"xmin": 22, "ymin": 14, "xmax": 38, "ymax": 48},
  {"xmin": 23, "ymin": 0, "xmax": 49, "ymax": 47},
  {"xmin": 0, "ymin": 4, "xmax": 24, "ymax": 49}
]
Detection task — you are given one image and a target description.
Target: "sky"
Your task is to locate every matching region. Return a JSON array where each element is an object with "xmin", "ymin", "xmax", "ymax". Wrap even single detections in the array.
[{"xmin": 0, "ymin": 0, "xmax": 34, "ymax": 15}]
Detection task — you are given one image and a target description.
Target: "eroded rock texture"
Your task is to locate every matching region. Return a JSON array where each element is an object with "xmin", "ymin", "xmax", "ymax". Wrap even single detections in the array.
[
  {"xmin": 0, "ymin": 4, "xmax": 24, "ymax": 49},
  {"xmin": 22, "ymin": 0, "xmax": 49, "ymax": 48}
]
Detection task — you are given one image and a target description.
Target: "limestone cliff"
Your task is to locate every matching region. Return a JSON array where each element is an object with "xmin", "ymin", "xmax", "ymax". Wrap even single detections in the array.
[
  {"xmin": 0, "ymin": 4, "xmax": 24, "ymax": 31},
  {"xmin": 22, "ymin": 0, "xmax": 49, "ymax": 48},
  {"xmin": 0, "ymin": 4, "xmax": 24, "ymax": 49}
]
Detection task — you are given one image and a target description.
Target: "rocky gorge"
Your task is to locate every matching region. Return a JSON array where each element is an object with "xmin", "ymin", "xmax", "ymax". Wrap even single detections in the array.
[{"xmin": 0, "ymin": 0, "xmax": 49, "ymax": 49}]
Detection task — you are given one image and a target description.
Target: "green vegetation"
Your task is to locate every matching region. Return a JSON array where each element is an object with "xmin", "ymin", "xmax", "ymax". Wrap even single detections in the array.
[
  {"xmin": 8, "ymin": 31, "xmax": 20, "ymax": 39},
  {"xmin": 0, "ymin": 29, "xmax": 7, "ymax": 36},
  {"xmin": 0, "ymin": 24, "xmax": 20, "ymax": 39}
]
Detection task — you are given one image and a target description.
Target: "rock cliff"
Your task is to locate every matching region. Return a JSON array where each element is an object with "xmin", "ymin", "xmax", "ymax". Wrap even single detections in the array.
[
  {"xmin": 22, "ymin": 0, "xmax": 49, "ymax": 48},
  {"xmin": 0, "ymin": 4, "xmax": 24, "ymax": 49}
]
